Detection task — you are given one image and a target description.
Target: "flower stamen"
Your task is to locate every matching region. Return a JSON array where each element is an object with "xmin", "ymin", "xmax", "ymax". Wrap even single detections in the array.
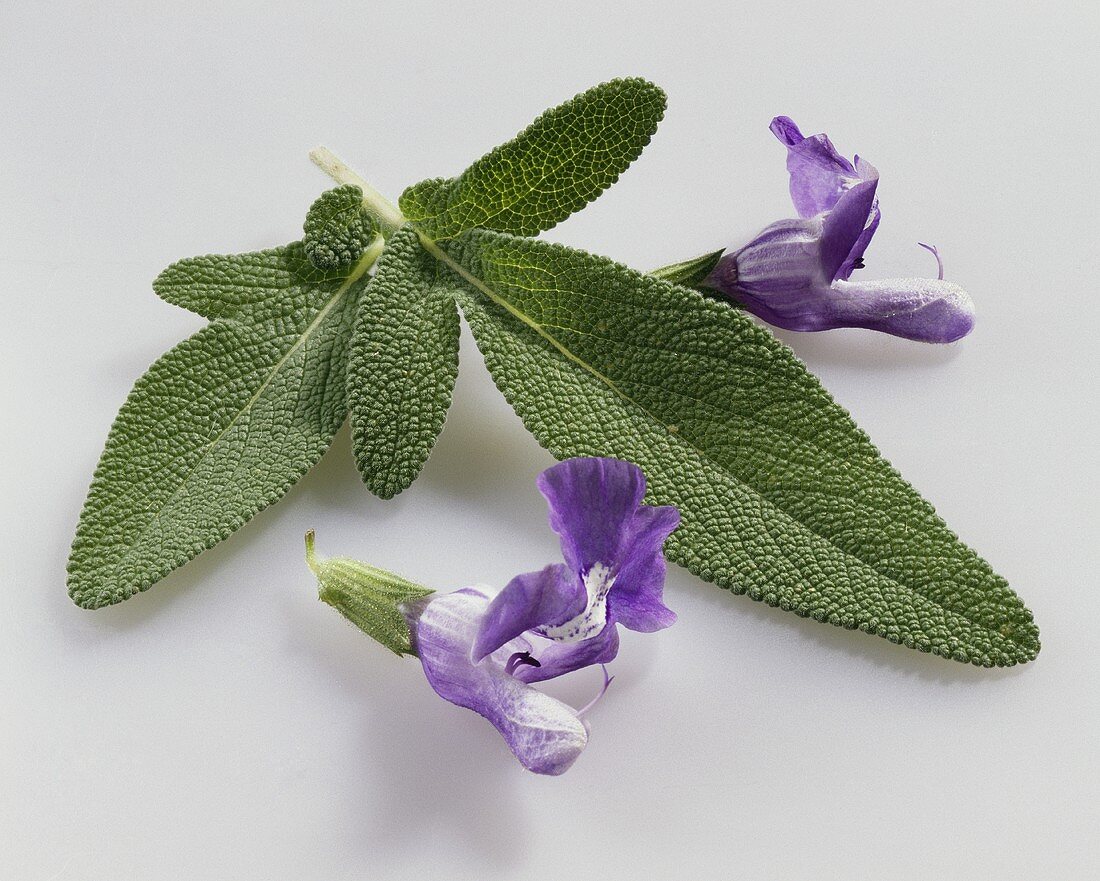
[
  {"xmin": 504, "ymin": 651, "xmax": 541, "ymax": 676},
  {"xmin": 918, "ymin": 242, "xmax": 945, "ymax": 280},
  {"xmin": 576, "ymin": 665, "xmax": 615, "ymax": 717}
]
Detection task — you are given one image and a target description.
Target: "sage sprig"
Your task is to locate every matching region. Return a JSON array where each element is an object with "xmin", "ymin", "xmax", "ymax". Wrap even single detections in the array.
[{"xmin": 67, "ymin": 78, "xmax": 1039, "ymax": 667}]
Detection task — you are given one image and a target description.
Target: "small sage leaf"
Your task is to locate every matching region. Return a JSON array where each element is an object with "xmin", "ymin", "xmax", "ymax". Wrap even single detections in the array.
[
  {"xmin": 303, "ymin": 185, "xmax": 375, "ymax": 270},
  {"xmin": 400, "ymin": 78, "xmax": 666, "ymax": 239},
  {"xmin": 347, "ymin": 227, "xmax": 461, "ymax": 499}
]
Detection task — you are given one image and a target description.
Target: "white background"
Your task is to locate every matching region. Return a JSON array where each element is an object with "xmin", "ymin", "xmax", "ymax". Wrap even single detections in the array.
[{"xmin": 2, "ymin": 1, "xmax": 1097, "ymax": 878}]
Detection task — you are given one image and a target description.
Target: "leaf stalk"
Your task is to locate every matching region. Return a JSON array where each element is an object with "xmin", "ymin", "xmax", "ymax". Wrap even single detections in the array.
[{"xmin": 309, "ymin": 146, "xmax": 406, "ymax": 234}]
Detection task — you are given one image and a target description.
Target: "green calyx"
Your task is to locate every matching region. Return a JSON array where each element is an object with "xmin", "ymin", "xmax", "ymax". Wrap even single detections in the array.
[
  {"xmin": 649, "ymin": 249, "xmax": 726, "ymax": 288},
  {"xmin": 305, "ymin": 531, "xmax": 432, "ymax": 657}
]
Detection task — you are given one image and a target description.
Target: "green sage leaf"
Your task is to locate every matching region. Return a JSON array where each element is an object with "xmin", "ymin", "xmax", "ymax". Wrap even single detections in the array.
[
  {"xmin": 303, "ymin": 185, "xmax": 375, "ymax": 270},
  {"xmin": 348, "ymin": 227, "xmax": 460, "ymax": 499},
  {"xmin": 67, "ymin": 245, "xmax": 367, "ymax": 609},
  {"xmin": 400, "ymin": 78, "xmax": 666, "ymax": 239},
  {"xmin": 436, "ymin": 230, "xmax": 1039, "ymax": 667}
]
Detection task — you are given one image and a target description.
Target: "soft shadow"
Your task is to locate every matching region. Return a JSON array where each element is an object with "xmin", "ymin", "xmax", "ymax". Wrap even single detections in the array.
[
  {"xmin": 290, "ymin": 606, "xmax": 529, "ymax": 875},
  {"xmin": 293, "ymin": 423, "xmax": 384, "ymax": 518},
  {"xmin": 772, "ymin": 326, "xmax": 966, "ymax": 371},
  {"xmin": 417, "ymin": 344, "xmax": 553, "ymax": 504}
]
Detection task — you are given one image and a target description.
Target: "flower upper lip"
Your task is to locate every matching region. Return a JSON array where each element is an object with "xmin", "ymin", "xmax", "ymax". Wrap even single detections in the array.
[
  {"xmin": 768, "ymin": 115, "xmax": 883, "ymax": 286},
  {"xmin": 770, "ymin": 115, "xmax": 880, "ymax": 221}
]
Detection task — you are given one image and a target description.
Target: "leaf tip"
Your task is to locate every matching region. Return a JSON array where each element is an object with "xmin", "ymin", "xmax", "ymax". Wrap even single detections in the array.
[
  {"xmin": 363, "ymin": 475, "xmax": 404, "ymax": 501},
  {"xmin": 66, "ymin": 574, "xmax": 120, "ymax": 611}
]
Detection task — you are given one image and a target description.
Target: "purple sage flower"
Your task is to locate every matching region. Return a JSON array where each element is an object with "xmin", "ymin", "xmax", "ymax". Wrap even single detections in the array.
[
  {"xmin": 704, "ymin": 116, "xmax": 975, "ymax": 343},
  {"xmin": 404, "ymin": 457, "xmax": 680, "ymax": 775}
]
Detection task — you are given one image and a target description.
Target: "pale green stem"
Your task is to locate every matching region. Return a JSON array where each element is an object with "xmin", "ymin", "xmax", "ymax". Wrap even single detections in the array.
[
  {"xmin": 309, "ymin": 146, "xmax": 407, "ymax": 234},
  {"xmin": 357, "ymin": 233, "xmax": 386, "ymax": 272},
  {"xmin": 304, "ymin": 529, "xmax": 319, "ymax": 574}
]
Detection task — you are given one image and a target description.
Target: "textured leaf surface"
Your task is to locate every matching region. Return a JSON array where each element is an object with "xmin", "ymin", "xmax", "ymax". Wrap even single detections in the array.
[
  {"xmin": 348, "ymin": 227, "xmax": 460, "ymax": 498},
  {"xmin": 438, "ymin": 230, "xmax": 1039, "ymax": 666},
  {"xmin": 307, "ymin": 531, "xmax": 432, "ymax": 656},
  {"xmin": 67, "ymin": 245, "xmax": 365, "ymax": 608},
  {"xmin": 400, "ymin": 78, "xmax": 666, "ymax": 239},
  {"xmin": 302, "ymin": 185, "xmax": 375, "ymax": 270}
]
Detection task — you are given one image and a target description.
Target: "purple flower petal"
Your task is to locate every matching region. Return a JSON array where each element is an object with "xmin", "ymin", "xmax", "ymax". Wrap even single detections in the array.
[
  {"xmin": 707, "ymin": 218, "xmax": 831, "ymax": 329},
  {"xmin": 769, "ymin": 115, "xmax": 806, "ymax": 147},
  {"xmin": 471, "ymin": 564, "xmax": 583, "ymax": 662},
  {"xmin": 719, "ymin": 217, "xmax": 824, "ymax": 295},
  {"xmin": 411, "ymin": 588, "xmax": 588, "ymax": 776},
  {"xmin": 820, "ymin": 178, "xmax": 880, "ymax": 282},
  {"xmin": 854, "ymin": 155, "xmax": 878, "ymax": 181},
  {"xmin": 717, "ymin": 281, "xmax": 834, "ymax": 332},
  {"xmin": 513, "ymin": 623, "xmax": 621, "ymax": 684},
  {"xmin": 537, "ymin": 457, "xmax": 648, "ymax": 576},
  {"xmin": 770, "ymin": 115, "xmax": 863, "ymax": 218},
  {"xmin": 536, "ymin": 457, "xmax": 678, "ymax": 635},
  {"xmin": 608, "ymin": 505, "xmax": 680, "ymax": 632},
  {"xmin": 838, "ymin": 202, "xmax": 880, "ymax": 281},
  {"xmin": 715, "ymin": 272, "xmax": 974, "ymax": 342}
]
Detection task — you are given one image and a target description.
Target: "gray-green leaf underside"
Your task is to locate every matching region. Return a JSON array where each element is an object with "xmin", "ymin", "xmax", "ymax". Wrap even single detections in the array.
[
  {"xmin": 399, "ymin": 78, "xmax": 666, "ymax": 239},
  {"xmin": 348, "ymin": 227, "xmax": 460, "ymax": 498},
  {"xmin": 434, "ymin": 230, "xmax": 1039, "ymax": 666},
  {"xmin": 67, "ymin": 245, "xmax": 365, "ymax": 609}
]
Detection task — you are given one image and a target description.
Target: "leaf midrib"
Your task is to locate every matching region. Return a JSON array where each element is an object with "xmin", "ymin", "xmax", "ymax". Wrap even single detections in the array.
[
  {"xmin": 419, "ymin": 231, "xmax": 1026, "ymax": 654},
  {"xmin": 107, "ymin": 258, "xmax": 372, "ymax": 583},
  {"xmin": 411, "ymin": 144, "xmax": 594, "ymax": 237},
  {"xmin": 409, "ymin": 97, "xmax": 658, "ymax": 238}
]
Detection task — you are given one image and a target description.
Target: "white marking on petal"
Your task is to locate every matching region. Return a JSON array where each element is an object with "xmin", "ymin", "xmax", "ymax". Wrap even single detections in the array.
[{"xmin": 537, "ymin": 562, "xmax": 616, "ymax": 644}]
